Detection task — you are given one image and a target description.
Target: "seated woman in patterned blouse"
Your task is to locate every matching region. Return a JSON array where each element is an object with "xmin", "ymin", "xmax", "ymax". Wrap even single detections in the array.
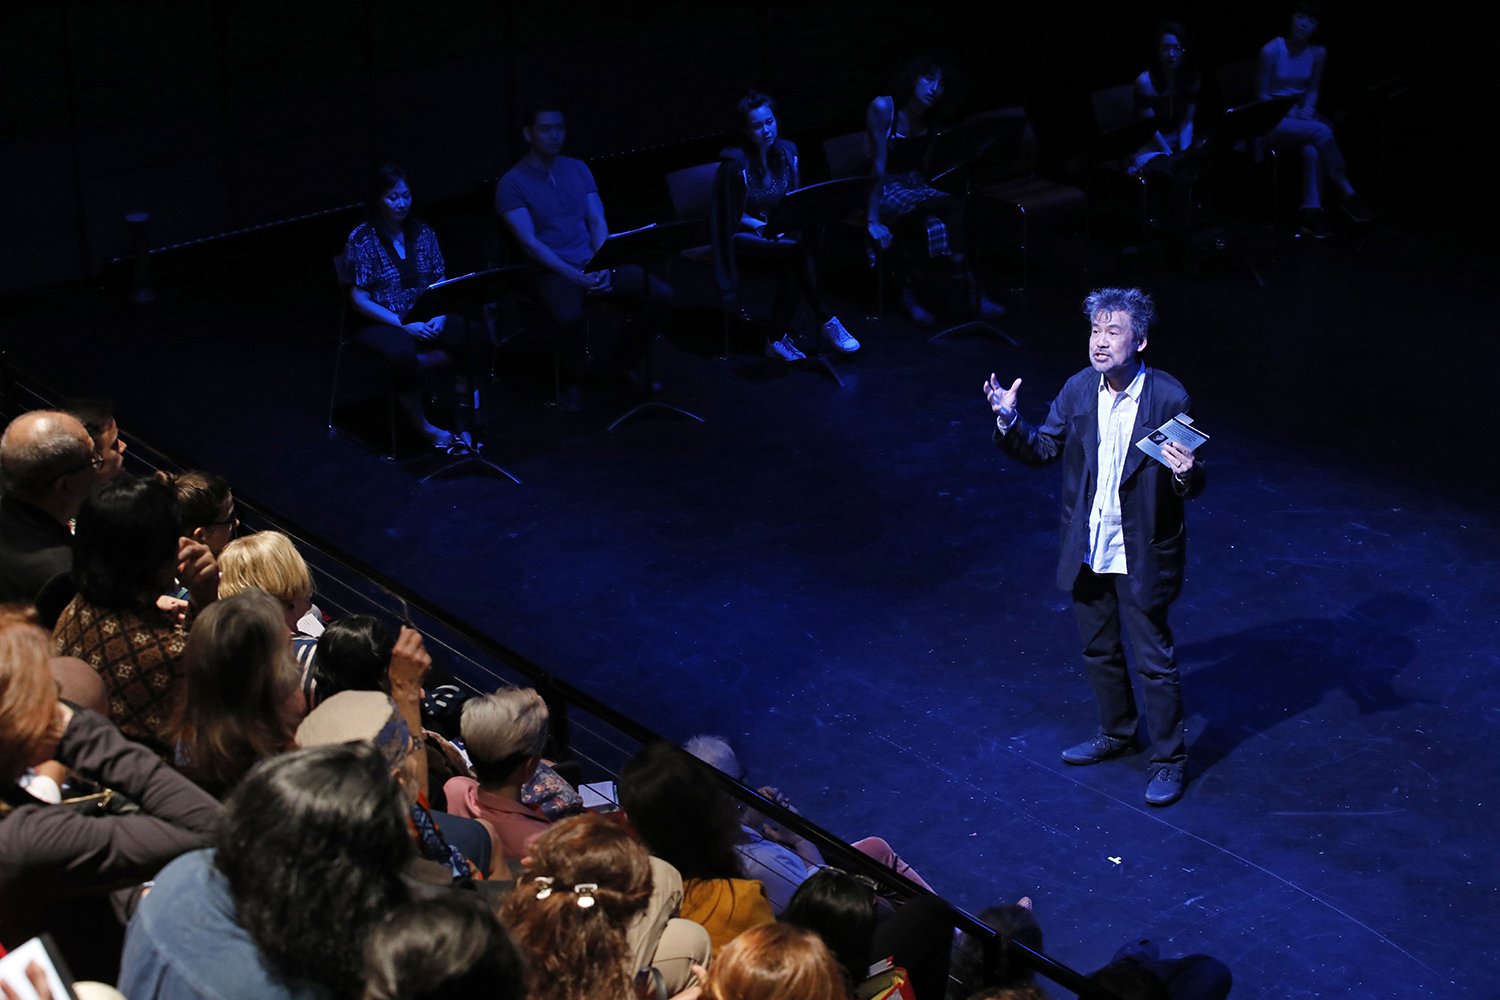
[{"xmin": 343, "ymin": 164, "xmax": 490, "ymax": 451}]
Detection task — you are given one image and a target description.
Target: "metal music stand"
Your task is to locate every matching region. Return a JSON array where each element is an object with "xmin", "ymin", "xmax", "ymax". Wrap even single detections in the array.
[
  {"xmin": 763, "ymin": 177, "xmax": 867, "ymax": 386},
  {"xmin": 916, "ymin": 118, "xmax": 1025, "ymax": 347},
  {"xmin": 929, "ymin": 115, "xmax": 1027, "ymax": 189},
  {"xmin": 405, "ymin": 266, "xmax": 526, "ymax": 485},
  {"xmin": 582, "ymin": 221, "xmax": 707, "ymax": 432},
  {"xmin": 1200, "ymin": 96, "xmax": 1297, "ymax": 286}
]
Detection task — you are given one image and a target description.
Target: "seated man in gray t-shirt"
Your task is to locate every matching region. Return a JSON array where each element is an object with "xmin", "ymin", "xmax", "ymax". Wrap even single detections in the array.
[{"xmin": 497, "ymin": 103, "xmax": 672, "ymax": 409}]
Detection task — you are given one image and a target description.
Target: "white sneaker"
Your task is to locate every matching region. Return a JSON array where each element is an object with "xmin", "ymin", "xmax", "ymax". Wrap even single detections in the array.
[
  {"xmin": 820, "ymin": 316, "xmax": 860, "ymax": 353},
  {"xmin": 765, "ymin": 334, "xmax": 806, "ymax": 362}
]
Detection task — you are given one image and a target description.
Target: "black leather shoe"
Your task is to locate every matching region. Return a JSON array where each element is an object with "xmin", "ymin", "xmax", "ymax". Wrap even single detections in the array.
[
  {"xmin": 1060, "ymin": 734, "xmax": 1140, "ymax": 765},
  {"xmin": 1145, "ymin": 764, "xmax": 1186, "ymax": 806}
]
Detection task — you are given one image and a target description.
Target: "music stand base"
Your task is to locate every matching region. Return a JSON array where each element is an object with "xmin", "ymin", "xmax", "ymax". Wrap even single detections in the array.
[
  {"xmin": 418, "ymin": 447, "xmax": 522, "ymax": 486},
  {"xmin": 795, "ymin": 353, "xmax": 847, "ymax": 387},
  {"xmin": 607, "ymin": 401, "xmax": 706, "ymax": 433},
  {"xmin": 927, "ymin": 320, "xmax": 1019, "ymax": 347}
]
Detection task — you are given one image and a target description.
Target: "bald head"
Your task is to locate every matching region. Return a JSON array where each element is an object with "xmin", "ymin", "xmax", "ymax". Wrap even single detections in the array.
[{"xmin": 0, "ymin": 410, "xmax": 94, "ymax": 505}]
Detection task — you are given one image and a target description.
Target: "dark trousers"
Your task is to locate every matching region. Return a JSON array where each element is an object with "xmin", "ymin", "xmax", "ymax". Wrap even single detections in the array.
[
  {"xmin": 354, "ymin": 313, "xmax": 492, "ymax": 389},
  {"xmin": 730, "ymin": 233, "xmax": 830, "ymax": 334},
  {"xmin": 1071, "ymin": 565, "xmax": 1186, "ymax": 765},
  {"xmin": 531, "ymin": 264, "xmax": 673, "ymax": 383}
]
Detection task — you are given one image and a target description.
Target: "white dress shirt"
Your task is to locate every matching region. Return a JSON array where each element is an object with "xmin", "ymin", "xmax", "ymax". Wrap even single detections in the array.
[{"xmin": 1088, "ymin": 365, "xmax": 1146, "ymax": 575}]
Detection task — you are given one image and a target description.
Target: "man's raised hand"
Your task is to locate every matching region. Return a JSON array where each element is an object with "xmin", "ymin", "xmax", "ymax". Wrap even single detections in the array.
[{"xmin": 983, "ymin": 373, "xmax": 1022, "ymax": 423}]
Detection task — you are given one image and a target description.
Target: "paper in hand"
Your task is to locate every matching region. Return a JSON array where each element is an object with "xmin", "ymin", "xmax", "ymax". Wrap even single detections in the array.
[{"xmin": 1136, "ymin": 413, "xmax": 1208, "ymax": 468}]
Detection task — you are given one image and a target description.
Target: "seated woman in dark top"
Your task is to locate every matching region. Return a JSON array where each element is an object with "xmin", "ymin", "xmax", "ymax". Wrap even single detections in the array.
[
  {"xmin": 343, "ymin": 164, "xmax": 491, "ymax": 451},
  {"xmin": 1133, "ymin": 22, "xmax": 1201, "ymax": 176},
  {"xmin": 1131, "ymin": 21, "xmax": 1204, "ymax": 232},
  {"xmin": 712, "ymin": 91, "xmax": 859, "ymax": 362},
  {"xmin": 865, "ymin": 55, "xmax": 1005, "ymax": 328}
]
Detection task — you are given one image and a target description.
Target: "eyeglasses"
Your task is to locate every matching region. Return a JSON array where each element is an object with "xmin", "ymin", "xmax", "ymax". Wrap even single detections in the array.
[
  {"xmin": 208, "ymin": 506, "xmax": 238, "ymax": 528},
  {"xmin": 59, "ymin": 453, "xmax": 104, "ymax": 478}
]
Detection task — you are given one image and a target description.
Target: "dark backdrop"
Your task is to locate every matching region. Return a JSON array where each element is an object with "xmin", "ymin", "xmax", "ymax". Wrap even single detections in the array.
[{"xmin": 0, "ymin": 1, "xmax": 1478, "ymax": 296}]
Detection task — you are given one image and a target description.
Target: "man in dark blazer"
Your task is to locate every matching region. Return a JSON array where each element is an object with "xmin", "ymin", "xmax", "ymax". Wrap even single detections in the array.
[{"xmin": 983, "ymin": 288, "xmax": 1205, "ymax": 805}]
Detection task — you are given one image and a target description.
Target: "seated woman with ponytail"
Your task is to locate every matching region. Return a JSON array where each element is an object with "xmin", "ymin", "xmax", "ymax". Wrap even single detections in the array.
[
  {"xmin": 712, "ymin": 90, "xmax": 859, "ymax": 362},
  {"xmin": 500, "ymin": 813, "xmax": 708, "ymax": 1000}
]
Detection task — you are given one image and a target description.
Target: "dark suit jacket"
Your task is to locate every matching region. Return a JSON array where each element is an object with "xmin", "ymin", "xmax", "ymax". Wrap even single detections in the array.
[
  {"xmin": 0, "ymin": 494, "xmax": 72, "ymax": 606},
  {"xmin": 995, "ymin": 365, "xmax": 1206, "ymax": 610}
]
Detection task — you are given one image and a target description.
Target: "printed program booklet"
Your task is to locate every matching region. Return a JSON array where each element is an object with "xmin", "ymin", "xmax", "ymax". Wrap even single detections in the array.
[{"xmin": 1136, "ymin": 412, "xmax": 1208, "ymax": 467}]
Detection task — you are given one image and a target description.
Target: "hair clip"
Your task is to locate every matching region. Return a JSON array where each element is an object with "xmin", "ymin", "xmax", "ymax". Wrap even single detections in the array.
[
  {"xmin": 533, "ymin": 876, "xmax": 555, "ymax": 900},
  {"xmin": 573, "ymin": 882, "xmax": 599, "ymax": 908}
]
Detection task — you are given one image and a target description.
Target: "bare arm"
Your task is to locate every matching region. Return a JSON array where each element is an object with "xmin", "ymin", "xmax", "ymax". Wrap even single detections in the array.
[
  {"xmin": 388, "ymin": 627, "xmax": 433, "ymax": 797},
  {"xmin": 865, "ymin": 97, "xmax": 894, "ymax": 246},
  {"xmin": 350, "ymin": 285, "xmax": 437, "ymax": 339},
  {"xmin": 1255, "ymin": 43, "xmax": 1276, "ymax": 102},
  {"xmin": 1136, "ymin": 74, "xmax": 1172, "ymax": 154},
  {"xmin": 502, "ymin": 205, "xmax": 595, "ymax": 287},
  {"xmin": 1303, "ymin": 46, "xmax": 1325, "ymax": 114},
  {"xmin": 584, "ymin": 191, "xmax": 609, "ymax": 255}
]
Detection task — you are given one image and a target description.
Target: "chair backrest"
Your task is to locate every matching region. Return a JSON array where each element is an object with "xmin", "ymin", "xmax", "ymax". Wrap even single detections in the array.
[
  {"xmin": 1090, "ymin": 84, "xmax": 1137, "ymax": 133},
  {"xmin": 823, "ymin": 131, "xmax": 869, "ymax": 179},
  {"xmin": 1216, "ymin": 58, "xmax": 1260, "ymax": 107},
  {"xmin": 665, "ymin": 162, "xmax": 719, "ymax": 221},
  {"xmin": 958, "ymin": 107, "xmax": 1036, "ymax": 178}
]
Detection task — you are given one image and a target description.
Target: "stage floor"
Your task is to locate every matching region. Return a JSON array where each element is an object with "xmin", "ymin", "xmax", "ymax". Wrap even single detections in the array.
[{"xmin": 8, "ymin": 215, "xmax": 1497, "ymax": 998}]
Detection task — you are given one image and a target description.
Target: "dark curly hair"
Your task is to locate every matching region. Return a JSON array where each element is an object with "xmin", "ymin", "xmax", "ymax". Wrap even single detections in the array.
[
  {"xmin": 499, "ymin": 813, "xmax": 653, "ymax": 1000},
  {"xmin": 217, "ymin": 744, "xmax": 412, "ymax": 996}
]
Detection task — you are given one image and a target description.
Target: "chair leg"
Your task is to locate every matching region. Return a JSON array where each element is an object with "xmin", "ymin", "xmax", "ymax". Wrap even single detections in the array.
[
  {"xmin": 327, "ymin": 342, "xmax": 345, "ymax": 430},
  {"xmin": 385, "ymin": 390, "xmax": 398, "ymax": 460},
  {"xmin": 1019, "ymin": 206, "xmax": 1029, "ymax": 293}
]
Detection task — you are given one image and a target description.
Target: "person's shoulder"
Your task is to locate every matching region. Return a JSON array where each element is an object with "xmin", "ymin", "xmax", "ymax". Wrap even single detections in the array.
[
  {"xmin": 1261, "ymin": 36, "xmax": 1285, "ymax": 57},
  {"xmin": 777, "ymin": 137, "xmax": 799, "ymax": 158},
  {"xmin": 1147, "ymin": 367, "xmax": 1192, "ymax": 400},
  {"xmin": 498, "ymin": 159, "xmax": 532, "ymax": 191},
  {"xmin": 151, "ymin": 847, "xmax": 217, "ymax": 892},
  {"xmin": 496, "ymin": 162, "xmax": 535, "ymax": 211},
  {"xmin": 867, "ymin": 95, "xmax": 895, "ymax": 122},
  {"xmin": 1134, "ymin": 68, "xmax": 1156, "ymax": 92},
  {"xmin": 345, "ymin": 221, "xmax": 377, "ymax": 245}
]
